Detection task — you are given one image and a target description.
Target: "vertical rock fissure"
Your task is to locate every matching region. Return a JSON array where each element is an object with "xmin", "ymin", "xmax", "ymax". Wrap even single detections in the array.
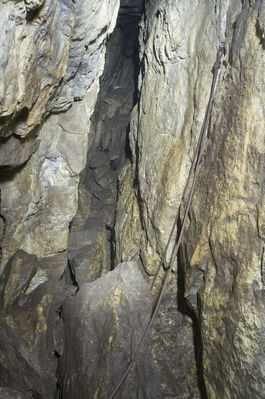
[
  {"xmin": 67, "ymin": 9, "xmax": 142, "ymax": 287},
  {"xmin": 58, "ymin": 7, "xmax": 144, "ymax": 398}
]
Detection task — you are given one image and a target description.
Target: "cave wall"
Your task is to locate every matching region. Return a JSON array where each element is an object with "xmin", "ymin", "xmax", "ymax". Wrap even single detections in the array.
[
  {"xmin": 0, "ymin": 0, "xmax": 121, "ymax": 397},
  {"xmin": 115, "ymin": 0, "xmax": 265, "ymax": 398},
  {"xmin": 0, "ymin": 0, "xmax": 265, "ymax": 398},
  {"xmin": 0, "ymin": 0, "xmax": 120, "ymax": 274}
]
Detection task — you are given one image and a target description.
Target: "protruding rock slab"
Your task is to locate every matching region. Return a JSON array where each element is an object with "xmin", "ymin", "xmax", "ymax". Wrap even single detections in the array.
[
  {"xmin": 0, "ymin": 250, "xmax": 38, "ymax": 308},
  {"xmin": 0, "ymin": 0, "xmax": 75, "ymax": 138},
  {"xmin": 0, "ymin": 279, "xmax": 64, "ymax": 398},
  {"xmin": 61, "ymin": 261, "xmax": 158, "ymax": 399}
]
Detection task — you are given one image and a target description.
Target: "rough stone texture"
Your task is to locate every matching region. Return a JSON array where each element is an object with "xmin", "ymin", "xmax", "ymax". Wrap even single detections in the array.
[
  {"xmin": 0, "ymin": 1, "xmax": 121, "ymax": 397},
  {"xmin": 0, "ymin": 132, "xmax": 40, "ymax": 168},
  {"xmin": 118, "ymin": 0, "xmax": 144, "ymax": 24},
  {"xmin": 0, "ymin": 277, "xmax": 64, "ymax": 398},
  {"xmin": 114, "ymin": 0, "xmax": 265, "ymax": 398},
  {"xmin": 0, "ymin": 85, "xmax": 95, "ymax": 271},
  {"xmin": 67, "ymin": 21, "xmax": 138, "ymax": 286},
  {"xmin": 0, "ymin": 0, "xmax": 120, "ymax": 272},
  {"xmin": 50, "ymin": 0, "xmax": 120, "ymax": 112},
  {"xmin": 1, "ymin": 0, "xmax": 265, "ymax": 398},
  {"xmin": 181, "ymin": 2, "xmax": 265, "ymax": 397},
  {"xmin": 0, "ymin": 388, "xmax": 33, "ymax": 399},
  {"xmin": 0, "ymin": 250, "xmax": 38, "ymax": 308},
  {"xmin": 24, "ymin": 0, "xmax": 45, "ymax": 13},
  {"xmin": 61, "ymin": 261, "xmax": 158, "ymax": 399},
  {"xmin": 0, "ymin": 0, "xmax": 75, "ymax": 138}
]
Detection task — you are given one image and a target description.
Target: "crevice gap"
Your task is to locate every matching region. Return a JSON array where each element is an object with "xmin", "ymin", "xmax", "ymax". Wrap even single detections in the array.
[{"xmin": 177, "ymin": 217, "xmax": 209, "ymax": 399}]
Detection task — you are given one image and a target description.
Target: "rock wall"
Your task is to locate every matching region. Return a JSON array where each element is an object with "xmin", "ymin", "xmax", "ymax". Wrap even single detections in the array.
[
  {"xmin": 115, "ymin": 0, "xmax": 265, "ymax": 398},
  {"xmin": 0, "ymin": 0, "xmax": 265, "ymax": 398},
  {"xmin": 0, "ymin": 0, "xmax": 120, "ymax": 272},
  {"xmin": 0, "ymin": 0, "xmax": 121, "ymax": 398}
]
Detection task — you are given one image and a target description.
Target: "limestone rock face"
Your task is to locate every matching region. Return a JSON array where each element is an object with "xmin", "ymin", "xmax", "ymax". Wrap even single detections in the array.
[
  {"xmin": 0, "ymin": 0, "xmax": 121, "ymax": 397},
  {"xmin": 0, "ymin": 387, "xmax": 32, "ymax": 399},
  {"xmin": 115, "ymin": 0, "xmax": 265, "ymax": 397},
  {"xmin": 24, "ymin": 0, "xmax": 45, "ymax": 13},
  {"xmin": 0, "ymin": 0, "xmax": 120, "ymax": 271},
  {"xmin": 61, "ymin": 261, "xmax": 158, "ymax": 399},
  {"xmin": 181, "ymin": 3, "xmax": 265, "ymax": 397},
  {"xmin": 0, "ymin": 0, "xmax": 75, "ymax": 138},
  {"xmin": 50, "ymin": 0, "xmax": 120, "ymax": 111}
]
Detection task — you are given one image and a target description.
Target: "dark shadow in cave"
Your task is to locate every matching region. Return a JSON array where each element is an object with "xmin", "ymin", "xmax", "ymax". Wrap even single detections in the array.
[
  {"xmin": 176, "ymin": 216, "xmax": 208, "ymax": 399},
  {"xmin": 66, "ymin": 8, "xmax": 143, "ymax": 282},
  {"xmin": 58, "ymin": 5, "xmax": 145, "ymax": 398}
]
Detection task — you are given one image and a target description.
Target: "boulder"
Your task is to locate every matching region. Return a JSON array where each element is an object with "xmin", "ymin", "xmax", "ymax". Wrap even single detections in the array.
[{"xmin": 61, "ymin": 261, "xmax": 158, "ymax": 398}]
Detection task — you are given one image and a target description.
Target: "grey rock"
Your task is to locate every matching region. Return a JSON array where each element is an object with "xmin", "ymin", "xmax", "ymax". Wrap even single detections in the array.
[
  {"xmin": 0, "ymin": 387, "xmax": 32, "ymax": 399},
  {"xmin": 24, "ymin": 0, "xmax": 45, "ymax": 13},
  {"xmin": 115, "ymin": 0, "xmax": 265, "ymax": 397},
  {"xmin": 61, "ymin": 261, "xmax": 158, "ymax": 399},
  {"xmin": 50, "ymin": 0, "xmax": 120, "ymax": 112},
  {"xmin": 0, "ymin": 133, "xmax": 40, "ymax": 169},
  {"xmin": 0, "ymin": 0, "xmax": 75, "ymax": 138},
  {"xmin": 0, "ymin": 280, "xmax": 64, "ymax": 399},
  {"xmin": 67, "ymin": 23, "xmax": 138, "ymax": 286}
]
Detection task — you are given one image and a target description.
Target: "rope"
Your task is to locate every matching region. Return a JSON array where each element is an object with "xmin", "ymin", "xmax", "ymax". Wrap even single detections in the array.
[{"xmin": 108, "ymin": 42, "xmax": 225, "ymax": 399}]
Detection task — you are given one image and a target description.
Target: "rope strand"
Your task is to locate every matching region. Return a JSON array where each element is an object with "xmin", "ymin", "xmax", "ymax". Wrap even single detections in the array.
[{"xmin": 108, "ymin": 43, "xmax": 225, "ymax": 399}]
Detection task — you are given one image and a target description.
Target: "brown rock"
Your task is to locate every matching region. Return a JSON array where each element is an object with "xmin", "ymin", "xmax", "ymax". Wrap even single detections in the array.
[{"xmin": 0, "ymin": 250, "xmax": 38, "ymax": 308}]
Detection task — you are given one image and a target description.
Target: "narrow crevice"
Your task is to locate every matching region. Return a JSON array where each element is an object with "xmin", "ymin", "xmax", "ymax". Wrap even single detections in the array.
[
  {"xmin": 54, "ymin": 351, "xmax": 63, "ymax": 399},
  {"xmin": 256, "ymin": 19, "xmax": 265, "ymax": 49},
  {"xmin": 0, "ymin": 215, "xmax": 6, "ymax": 265},
  {"xmin": 57, "ymin": 8, "xmax": 144, "ymax": 398},
  {"xmin": 67, "ymin": 7, "xmax": 142, "ymax": 287},
  {"xmin": 177, "ymin": 224, "xmax": 209, "ymax": 399}
]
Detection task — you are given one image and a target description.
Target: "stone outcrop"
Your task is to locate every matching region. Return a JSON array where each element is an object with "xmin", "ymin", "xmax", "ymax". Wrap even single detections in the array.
[
  {"xmin": 0, "ymin": 257, "xmax": 64, "ymax": 398},
  {"xmin": 0, "ymin": 0, "xmax": 75, "ymax": 139},
  {"xmin": 0, "ymin": 250, "xmax": 38, "ymax": 308},
  {"xmin": 61, "ymin": 261, "xmax": 158, "ymax": 399}
]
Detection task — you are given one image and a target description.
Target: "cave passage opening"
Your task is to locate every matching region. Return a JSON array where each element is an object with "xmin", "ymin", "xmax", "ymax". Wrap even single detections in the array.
[{"xmin": 66, "ymin": 1, "xmax": 144, "ymax": 287}]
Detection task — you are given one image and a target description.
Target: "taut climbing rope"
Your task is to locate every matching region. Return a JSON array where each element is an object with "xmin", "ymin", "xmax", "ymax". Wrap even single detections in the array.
[{"xmin": 108, "ymin": 42, "xmax": 225, "ymax": 399}]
